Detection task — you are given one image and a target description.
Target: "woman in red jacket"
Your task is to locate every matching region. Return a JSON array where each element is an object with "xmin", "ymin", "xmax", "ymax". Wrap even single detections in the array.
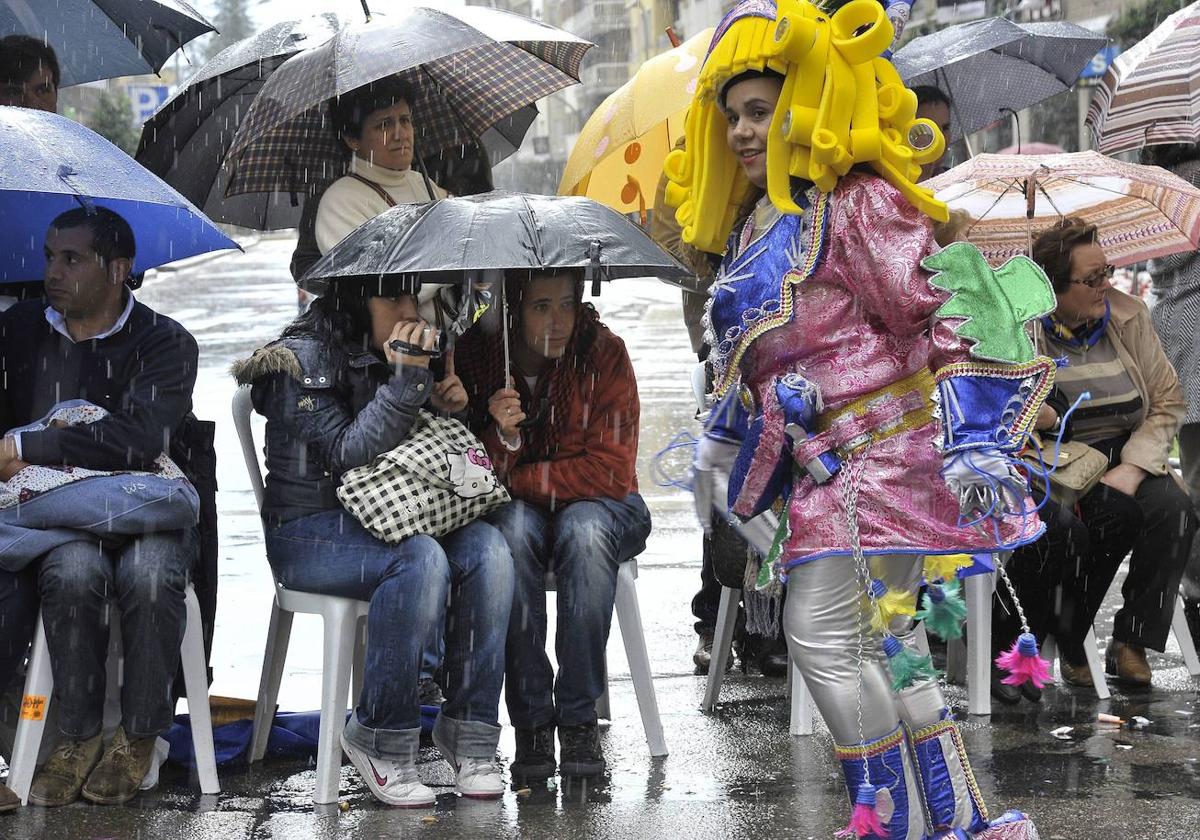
[{"xmin": 457, "ymin": 269, "xmax": 651, "ymax": 782}]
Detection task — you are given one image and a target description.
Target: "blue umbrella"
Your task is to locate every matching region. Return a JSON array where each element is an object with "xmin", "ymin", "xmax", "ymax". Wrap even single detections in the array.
[{"xmin": 0, "ymin": 107, "xmax": 238, "ymax": 283}]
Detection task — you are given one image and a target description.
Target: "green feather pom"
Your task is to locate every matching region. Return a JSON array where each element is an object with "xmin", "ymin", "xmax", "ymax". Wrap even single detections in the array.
[
  {"xmin": 884, "ymin": 636, "xmax": 941, "ymax": 691},
  {"xmin": 914, "ymin": 579, "xmax": 968, "ymax": 641}
]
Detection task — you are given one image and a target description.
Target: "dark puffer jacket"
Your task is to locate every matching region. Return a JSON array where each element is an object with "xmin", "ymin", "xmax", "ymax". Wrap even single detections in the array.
[{"xmin": 232, "ymin": 334, "xmax": 432, "ymax": 525}]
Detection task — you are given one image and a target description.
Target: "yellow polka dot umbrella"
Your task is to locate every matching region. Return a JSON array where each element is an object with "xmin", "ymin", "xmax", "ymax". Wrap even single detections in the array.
[{"xmin": 558, "ymin": 28, "xmax": 713, "ymax": 224}]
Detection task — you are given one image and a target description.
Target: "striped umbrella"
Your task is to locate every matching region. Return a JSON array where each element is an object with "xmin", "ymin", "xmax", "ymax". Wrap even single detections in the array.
[
  {"xmin": 1087, "ymin": 0, "xmax": 1200, "ymax": 155},
  {"xmin": 924, "ymin": 150, "xmax": 1200, "ymax": 267}
]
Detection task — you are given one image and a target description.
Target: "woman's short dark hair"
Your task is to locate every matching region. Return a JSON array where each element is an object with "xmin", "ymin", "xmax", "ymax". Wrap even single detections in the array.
[
  {"xmin": 1140, "ymin": 142, "xmax": 1198, "ymax": 169},
  {"xmin": 717, "ymin": 68, "xmax": 784, "ymax": 110},
  {"xmin": 0, "ymin": 35, "xmax": 60, "ymax": 87},
  {"xmin": 1031, "ymin": 217, "xmax": 1099, "ymax": 293},
  {"xmin": 50, "ymin": 207, "xmax": 136, "ymax": 264},
  {"xmin": 329, "ymin": 76, "xmax": 417, "ymax": 140},
  {"xmin": 911, "ymin": 85, "xmax": 951, "ymax": 109}
]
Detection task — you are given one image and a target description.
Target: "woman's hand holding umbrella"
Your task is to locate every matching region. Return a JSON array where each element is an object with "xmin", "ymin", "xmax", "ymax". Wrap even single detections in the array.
[{"xmin": 488, "ymin": 382, "xmax": 525, "ymax": 446}]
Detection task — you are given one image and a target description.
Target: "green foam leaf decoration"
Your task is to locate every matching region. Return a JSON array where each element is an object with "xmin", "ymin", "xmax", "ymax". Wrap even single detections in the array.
[{"xmin": 923, "ymin": 242, "xmax": 1057, "ymax": 365}]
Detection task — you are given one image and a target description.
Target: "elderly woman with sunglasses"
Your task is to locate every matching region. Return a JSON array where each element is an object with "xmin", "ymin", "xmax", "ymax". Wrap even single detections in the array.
[{"xmin": 993, "ymin": 217, "xmax": 1196, "ymax": 691}]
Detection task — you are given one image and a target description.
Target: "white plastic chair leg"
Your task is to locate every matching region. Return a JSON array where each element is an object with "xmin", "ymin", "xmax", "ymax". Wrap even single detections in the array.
[
  {"xmin": 10, "ymin": 616, "xmax": 52, "ymax": 802},
  {"xmin": 314, "ymin": 601, "xmax": 358, "ymax": 805},
  {"xmin": 250, "ymin": 600, "xmax": 293, "ymax": 763},
  {"xmin": 613, "ymin": 561, "xmax": 667, "ymax": 757},
  {"xmin": 701, "ymin": 586, "xmax": 739, "ymax": 712},
  {"xmin": 1172, "ymin": 596, "xmax": 1200, "ymax": 676},
  {"xmin": 788, "ymin": 656, "xmax": 813, "ymax": 736},
  {"xmin": 964, "ymin": 571, "xmax": 993, "ymax": 716},
  {"xmin": 182, "ymin": 588, "xmax": 220, "ymax": 794},
  {"xmin": 912, "ymin": 622, "xmax": 931, "ymax": 657},
  {"xmin": 1082, "ymin": 627, "xmax": 1110, "ymax": 699}
]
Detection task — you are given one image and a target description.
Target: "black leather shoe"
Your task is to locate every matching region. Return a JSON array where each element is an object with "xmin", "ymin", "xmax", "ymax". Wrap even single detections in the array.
[
  {"xmin": 758, "ymin": 650, "xmax": 790, "ymax": 677},
  {"xmin": 990, "ymin": 664, "xmax": 1021, "ymax": 705},
  {"xmin": 511, "ymin": 723, "xmax": 556, "ymax": 782}
]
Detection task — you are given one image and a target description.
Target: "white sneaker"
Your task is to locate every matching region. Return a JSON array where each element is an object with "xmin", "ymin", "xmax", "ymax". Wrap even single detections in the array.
[
  {"xmin": 432, "ymin": 728, "xmax": 504, "ymax": 799},
  {"xmin": 340, "ymin": 730, "xmax": 435, "ymax": 808}
]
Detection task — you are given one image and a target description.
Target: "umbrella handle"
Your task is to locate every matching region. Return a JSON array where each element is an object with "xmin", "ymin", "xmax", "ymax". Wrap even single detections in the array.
[{"xmin": 360, "ymin": 1, "xmax": 372, "ymax": 22}]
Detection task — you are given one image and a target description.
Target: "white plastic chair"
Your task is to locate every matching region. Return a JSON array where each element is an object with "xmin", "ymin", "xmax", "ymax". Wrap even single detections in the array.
[
  {"xmin": 545, "ymin": 564, "xmax": 668, "ymax": 757},
  {"xmin": 7, "ymin": 584, "xmax": 219, "ymax": 802},
  {"xmin": 233, "ymin": 385, "xmax": 369, "ymax": 806}
]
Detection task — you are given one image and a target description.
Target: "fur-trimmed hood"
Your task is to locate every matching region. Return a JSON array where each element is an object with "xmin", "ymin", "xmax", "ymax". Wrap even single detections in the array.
[{"xmin": 230, "ymin": 343, "xmax": 302, "ymax": 386}]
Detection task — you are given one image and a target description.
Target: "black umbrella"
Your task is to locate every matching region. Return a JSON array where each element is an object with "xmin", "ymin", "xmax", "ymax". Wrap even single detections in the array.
[
  {"xmin": 136, "ymin": 14, "xmax": 346, "ymax": 231},
  {"xmin": 0, "ymin": 0, "xmax": 214, "ymax": 85},
  {"xmin": 224, "ymin": 5, "xmax": 591, "ymax": 200},
  {"xmin": 302, "ymin": 191, "xmax": 690, "ymax": 381},
  {"xmin": 893, "ymin": 18, "xmax": 1106, "ymax": 145}
]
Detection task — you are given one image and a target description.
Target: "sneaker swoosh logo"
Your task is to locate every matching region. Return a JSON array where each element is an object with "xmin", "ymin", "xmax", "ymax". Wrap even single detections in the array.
[{"xmin": 366, "ymin": 757, "xmax": 388, "ymax": 787}]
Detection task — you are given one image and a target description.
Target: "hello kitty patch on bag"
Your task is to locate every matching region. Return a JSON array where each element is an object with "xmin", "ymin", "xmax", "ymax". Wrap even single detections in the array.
[{"xmin": 336, "ymin": 411, "xmax": 510, "ymax": 543}]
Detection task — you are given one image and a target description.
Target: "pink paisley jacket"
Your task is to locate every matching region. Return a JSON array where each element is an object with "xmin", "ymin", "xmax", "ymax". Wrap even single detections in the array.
[{"xmin": 718, "ymin": 172, "xmax": 1042, "ymax": 565}]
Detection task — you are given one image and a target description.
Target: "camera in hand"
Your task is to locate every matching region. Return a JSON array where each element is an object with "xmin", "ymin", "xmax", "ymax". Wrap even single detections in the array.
[{"xmin": 389, "ymin": 327, "xmax": 446, "ymax": 359}]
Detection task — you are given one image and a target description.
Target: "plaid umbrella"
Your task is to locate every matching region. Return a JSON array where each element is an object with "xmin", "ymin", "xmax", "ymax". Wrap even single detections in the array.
[
  {"xmin": 925, "ymin": 150, "xmax": 1200, "ymax": 268},
  {"xmin": 225, "ymin": 6, "xmax": 591, "ymax": 198},
  {"xmin": 0, "ymin": 0, "xmax": 214, "ymax": 85},
  {"xmin": 1086, "ymin": 0, "xmax": 1200, "ymax": 155},
  {"xmin": 893, "ymin": 18, "xmax": 1105, "ymax": 143}
]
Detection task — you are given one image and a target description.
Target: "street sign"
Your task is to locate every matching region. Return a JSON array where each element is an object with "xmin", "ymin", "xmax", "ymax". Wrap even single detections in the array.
[
  {"xmin": 1081, "ymin": 45, "xmax": 1121, "ymax": 80},
  {"xmin": 126, "ymin": 85, "xmax": 169, "ymax": 124}
]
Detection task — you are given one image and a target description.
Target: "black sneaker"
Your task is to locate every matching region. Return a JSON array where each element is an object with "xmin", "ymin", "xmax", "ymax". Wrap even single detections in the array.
[
  {"xmin": 558, "ymin": 722, "xmax": 605, "ymax": 778},
  {"xmin": 418, "ymin": 677, "xmax": 445, "ymax": 707},
  {"xmin": 511, "ymin": 723, "xmax": 556, "ymax": 782}
]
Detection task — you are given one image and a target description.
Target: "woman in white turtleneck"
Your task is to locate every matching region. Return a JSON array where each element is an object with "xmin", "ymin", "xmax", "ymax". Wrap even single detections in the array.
[{"xmin": 315, "ymin": 76, "xmax": 447, "ymax": 255}]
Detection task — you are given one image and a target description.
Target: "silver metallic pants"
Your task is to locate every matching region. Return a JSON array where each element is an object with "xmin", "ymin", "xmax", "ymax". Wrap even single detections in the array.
[{"xmin": 782, "ymin": 553, "xmax": 947, "ymax": 744}]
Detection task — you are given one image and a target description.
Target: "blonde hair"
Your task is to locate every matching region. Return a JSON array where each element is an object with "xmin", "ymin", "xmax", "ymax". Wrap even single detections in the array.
[{"xmin": 663, "ymin": 0, "xmax": 949, "ymax": 253}]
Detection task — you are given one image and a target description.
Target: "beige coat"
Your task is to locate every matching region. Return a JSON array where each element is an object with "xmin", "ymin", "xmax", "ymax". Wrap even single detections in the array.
[{"xmin": 1037, "ymin": 289, "xmax": 1186, "ymax": 477}]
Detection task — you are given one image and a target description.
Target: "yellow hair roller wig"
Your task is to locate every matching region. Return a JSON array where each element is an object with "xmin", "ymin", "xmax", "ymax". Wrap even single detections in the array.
[{"xmin": 663, "ymin": 0, "xmax": 949, "ymax": 254}]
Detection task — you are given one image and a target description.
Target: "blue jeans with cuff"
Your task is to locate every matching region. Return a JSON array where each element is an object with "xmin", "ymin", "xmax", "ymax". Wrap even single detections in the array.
[{"xmin": 265, "ymin": 510, "xmax": 513, "ymax": 762}]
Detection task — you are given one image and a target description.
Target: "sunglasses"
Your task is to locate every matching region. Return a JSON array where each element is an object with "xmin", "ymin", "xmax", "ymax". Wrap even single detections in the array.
[{"xmin": 1069, "ymin": 264, "xmax": 1115, "ymax": 288}]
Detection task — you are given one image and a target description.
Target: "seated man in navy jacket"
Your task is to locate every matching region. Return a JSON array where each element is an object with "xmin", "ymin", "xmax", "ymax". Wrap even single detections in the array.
[{"xmin": 0, "ymin": 207, "xmax": 199, "ymax": 809}]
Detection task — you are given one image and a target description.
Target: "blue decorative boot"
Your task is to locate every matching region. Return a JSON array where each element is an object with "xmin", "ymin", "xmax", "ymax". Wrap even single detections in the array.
[
  {"xmin": 896, "ymin": 680, "xmax": 989, "ymax": 836},
  {"xmin": 834, "ymin": 726, "xmax": 926, "ymax": 840}
]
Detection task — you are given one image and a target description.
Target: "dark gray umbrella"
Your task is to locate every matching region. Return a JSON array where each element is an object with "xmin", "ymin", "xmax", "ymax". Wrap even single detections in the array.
[
  {"xmin": 301, "ymin": 191, "xmax": 691, "ymax": 292},
  {"xmin": 303, "ymin": 191, "xmax": 690, "ymax": 380},
  {"xmin": 224, "ymin": 6, "xmax": 591, "ymax": 199},
  {"xmin": 0, "ymin": 0, "xmax": 214, "ymax": 85},
  {"xmin": 893, "ymin": 18, "xmax": 1106, "ymax": 143}
]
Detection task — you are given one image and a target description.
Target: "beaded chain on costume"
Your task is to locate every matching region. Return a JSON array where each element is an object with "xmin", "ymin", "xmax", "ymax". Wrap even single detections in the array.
[
  {"xmin": 838, "ymin": 448, "xmax": 877, "ymax": 786},
  {"xmin": 992, "ymin": 551, "xmax": 1031, "ymax": 636}
]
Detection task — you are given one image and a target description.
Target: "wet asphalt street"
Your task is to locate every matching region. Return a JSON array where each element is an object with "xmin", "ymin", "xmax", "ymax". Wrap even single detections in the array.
[{"xmin": 2, "ymin": 237, "xmax": 1199, "ymax": 839}]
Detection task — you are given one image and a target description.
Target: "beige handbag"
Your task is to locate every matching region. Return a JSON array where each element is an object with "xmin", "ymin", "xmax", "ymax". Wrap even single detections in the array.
[{"xmin": 1024, "ymin": 434, "xmax": 1109, "ymax": 508}]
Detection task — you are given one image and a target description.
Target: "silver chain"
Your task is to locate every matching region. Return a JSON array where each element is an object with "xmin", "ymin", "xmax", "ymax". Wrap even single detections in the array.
[
  {"xmin": 838, "ymin": 448, "xmax": 876, "ymax": 785},
  {"xmin": 991, "ymin": 550, "xmax": 1030, "ymax": 634}
]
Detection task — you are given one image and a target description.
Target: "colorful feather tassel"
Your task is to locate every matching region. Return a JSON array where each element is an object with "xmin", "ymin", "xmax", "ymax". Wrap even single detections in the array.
[
  {"xmin": 914, "ymin": 579, "xmax": 968, "ymax": 641},
  {"xmin": 884, "ymin": 635, "xmax": 940, "ymax": 691},
  {"xmin": 866, "ymin": 579, "xmax": 918, "ymax": 634},
  {"xmin": 994, "ymin": 632, "xmax": 1053, "ymax": 688},
  {"xmin": 922, "ymin": 553, "xmax": 973, "ymax": 583},
  {"xmin": 835, "ymin": 783, "xmax": 887, "ymax": 839}
]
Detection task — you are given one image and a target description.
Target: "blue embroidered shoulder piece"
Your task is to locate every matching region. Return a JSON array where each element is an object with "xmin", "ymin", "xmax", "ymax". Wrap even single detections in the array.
[{"xmin": 706, "ymin": 190, "xmax": 830, "ymax": 398}]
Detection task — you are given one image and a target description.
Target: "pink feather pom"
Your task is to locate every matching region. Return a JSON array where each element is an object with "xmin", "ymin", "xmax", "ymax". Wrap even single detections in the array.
[
  {"xmin": 994, "ymin": 632, "xmax": 1053, "ymax": 688},
  {"xmin": 836, "ymin": 784, "xmax": 888, "ymax": 839}
]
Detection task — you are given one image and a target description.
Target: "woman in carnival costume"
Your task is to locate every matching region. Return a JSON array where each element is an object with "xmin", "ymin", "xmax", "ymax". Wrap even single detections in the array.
[{"xmin": 668, "ymin": 1, "xmax": 1057, "ymax": 837}]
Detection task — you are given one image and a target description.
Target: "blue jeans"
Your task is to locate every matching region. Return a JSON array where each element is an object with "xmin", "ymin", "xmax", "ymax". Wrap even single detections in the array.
[
  {"xmin": 265, "ymin": 510, "xmax": 513, "ymax": 761},
  {"xmin": 38, "ymin": 532, "xmax": 192, "ymax": 739},
  {"xmin": 489, "ymin": 494, "xmax": 652, "ymax": 729}
]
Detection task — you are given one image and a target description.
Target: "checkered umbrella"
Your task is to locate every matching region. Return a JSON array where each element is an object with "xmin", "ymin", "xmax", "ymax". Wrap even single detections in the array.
[{"xmin": 224, "ymin": 6, "xmax": 591, "ymax": 199}]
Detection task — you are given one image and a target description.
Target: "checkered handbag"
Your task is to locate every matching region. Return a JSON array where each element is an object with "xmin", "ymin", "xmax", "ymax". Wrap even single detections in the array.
[{"xmin": 336, "ymin": 411, "xmax": 510, "ymax": 543}]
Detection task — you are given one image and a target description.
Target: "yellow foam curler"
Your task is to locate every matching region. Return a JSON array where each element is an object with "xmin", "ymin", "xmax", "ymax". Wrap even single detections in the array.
[
  {"xmin": 767, "ymin": 70, "xmax": 806, "ymax": 214},
  {"xmin": 905, "ymin": 117, "xmax": 946, "ymax": 166},
  {"xmin": 771, "ymin": 10, "xmax": 818, "ymax": 64},
  {"xmin": 830, "ymin": 0, "xmax": 893, "ymax": 66},
  {"xmin": 848, "ymin": 61, "xmax": 882, "ymax": 162}
]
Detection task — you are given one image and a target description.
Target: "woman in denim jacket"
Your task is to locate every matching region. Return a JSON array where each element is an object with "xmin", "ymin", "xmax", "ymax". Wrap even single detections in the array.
[{"xmin": 233, "ymin": 277, "xmax": 513, "ymax": 807}]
